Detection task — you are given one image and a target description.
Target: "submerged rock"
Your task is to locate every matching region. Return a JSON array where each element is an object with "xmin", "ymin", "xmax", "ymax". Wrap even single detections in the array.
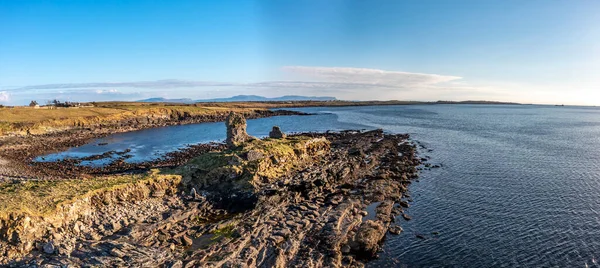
[{"xmin": 389, "ymin": 224, "xmax": 403, "ymax": 235}]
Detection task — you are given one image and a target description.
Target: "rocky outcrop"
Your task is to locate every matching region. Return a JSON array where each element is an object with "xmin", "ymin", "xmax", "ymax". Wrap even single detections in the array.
[
  {"xmin": 2, "ymin": 130, "xmax": 421, "ymax": 267},
  {"xmin": 269, "ymin": 126, "xmax": 286, "ymax": 139},
  {"xmin": 174, "ymin": 130, "xmax": 419, "ymax": 267},
  {"xmin": 181, "ymin": 135, "xmax": 331, "ymax": 212},
  {"xmin": 350, "ymin": 220, "xmax": 387, "ymax": 258},
  {"xmin": 0, "ymin": 172, "xmax": 182, "ymax": 264},
  {"xmin": 225, "ymin": 112, "xmax": 254, "ymax": 148}
]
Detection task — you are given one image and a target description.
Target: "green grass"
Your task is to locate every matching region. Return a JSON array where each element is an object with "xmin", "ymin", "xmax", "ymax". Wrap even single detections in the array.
[
  {"xmin": 211, "ymin": 223, "xmax": 238, "ymax": 241},
  {"xmin": 178, "ymin": 136, "xmax": 315, "ymax": 174},
  {"xmin": 0, "ymin": 170, "xmax": 180, "ymax": 217},
  {"xmin": 174, "ymin": 136, "xmax": 329, "ymax": 192}
]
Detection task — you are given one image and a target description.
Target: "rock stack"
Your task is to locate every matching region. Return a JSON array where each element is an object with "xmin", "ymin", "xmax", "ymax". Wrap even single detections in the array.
[
  {"xmin": 269, "ymin": 126, "xmax": 286, "ymax": 139},
  {"xmin": 226, "ymin": 112, "xmax": 254, "ymax": 148}
]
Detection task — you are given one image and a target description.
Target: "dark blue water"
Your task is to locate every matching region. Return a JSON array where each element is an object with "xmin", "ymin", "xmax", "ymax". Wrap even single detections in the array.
[{"xmin": 38, "ymin": 105, "xmax": 600, "ymax": 267}]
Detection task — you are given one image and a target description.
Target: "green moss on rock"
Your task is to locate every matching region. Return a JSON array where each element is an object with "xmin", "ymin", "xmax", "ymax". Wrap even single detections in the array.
[
  {"xmin": 0, "ymin": 169, "xmax": 180, "ymax": 217},
  {"xmin": 175, "ymin": 136, "xmax": 330, "ymax": 203}
]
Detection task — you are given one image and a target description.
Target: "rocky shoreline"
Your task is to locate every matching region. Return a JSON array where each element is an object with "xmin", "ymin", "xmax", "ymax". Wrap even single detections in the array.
[
  {"xmin": 1, "ymin": 113, "xmax": 422, "ymax": 267},
  {"xmin": 0, "ymin": 109, "xmax": 306, "ymax": 180}
]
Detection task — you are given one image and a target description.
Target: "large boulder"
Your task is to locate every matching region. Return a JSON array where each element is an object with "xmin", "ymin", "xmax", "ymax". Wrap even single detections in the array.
[
  {"xmin": 226, "ymin": 112, "xmax": 254, "ymax": 148},
  {"xmin": 269, "ymin": 126, "xmax": 286, "ymax": 139},
  {"xmin": 349, "ymin": 220, "xmax": 386, "ymax": 258}
]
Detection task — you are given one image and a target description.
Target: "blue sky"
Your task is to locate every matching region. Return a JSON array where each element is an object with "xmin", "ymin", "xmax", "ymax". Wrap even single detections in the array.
[{"xmin": 0, "ymin": 0, "xmax": 598, "ymax": 105}]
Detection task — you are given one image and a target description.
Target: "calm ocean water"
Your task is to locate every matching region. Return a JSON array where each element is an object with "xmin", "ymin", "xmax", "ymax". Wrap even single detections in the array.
[{"xmin": 39, "ymin": 104, "xmax": 600, "ymax": 267}]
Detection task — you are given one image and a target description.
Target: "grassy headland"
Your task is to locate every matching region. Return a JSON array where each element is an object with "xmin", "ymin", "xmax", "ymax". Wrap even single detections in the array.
[{"xmin": 0, "ymin": 102, "xmax": 258, "ymax": 136}]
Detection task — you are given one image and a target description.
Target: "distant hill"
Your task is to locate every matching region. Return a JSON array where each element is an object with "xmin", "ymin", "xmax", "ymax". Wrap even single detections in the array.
[
  {"xmin": 137, "ymin": 97, "xmax": 195, "ymax": 103},
  {"xmin": 195, "ymin": 95, "xmax": 337, "ymax": 102},
  {"xmin": 136, "ymin": 97, "xmax": 516, "ymax": 105},
  {"xmin": 138, "ymin": 95, "xmax": 337, "ymax": 103},
  {"xmin": 434, "ymin": 100, "xmax": 522, "ymax": 105}
]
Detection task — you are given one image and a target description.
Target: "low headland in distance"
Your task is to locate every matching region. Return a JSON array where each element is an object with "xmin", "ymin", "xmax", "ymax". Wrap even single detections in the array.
[
  {"xmin": 136, "ymin": 94, "xmax": 523, "ymax": 104},
  {"xmin": 0, "ymin": 97, "xmax": 521, "ymax": 136},
  {"xmin": 0, "ymin": 98, "xmax": 495, "ymax": 266}
]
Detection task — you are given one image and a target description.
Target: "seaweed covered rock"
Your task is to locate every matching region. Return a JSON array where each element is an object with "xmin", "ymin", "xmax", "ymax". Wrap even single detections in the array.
[{"xmin": 225, "ymin": 112, "xmax": 254, "ymax": 148}]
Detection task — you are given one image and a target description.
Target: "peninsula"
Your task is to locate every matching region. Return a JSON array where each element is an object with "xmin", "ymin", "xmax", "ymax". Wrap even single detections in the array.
[{"xmin": 0, "ymin": 109, "xmax": 421, "ymax": 267}]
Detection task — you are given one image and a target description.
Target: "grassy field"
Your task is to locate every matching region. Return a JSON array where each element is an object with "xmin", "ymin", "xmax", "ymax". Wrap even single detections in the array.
[
  {"xmin": 0, "ymin": 107, "xmax": 128, "ymax": 123},
  {"xmin": 0, "ymin": 102, "xmax": 250, "ymax": 124},
  {"xmin": 0, "ymin": 102, "xmax": 262, "ymax": 135}
]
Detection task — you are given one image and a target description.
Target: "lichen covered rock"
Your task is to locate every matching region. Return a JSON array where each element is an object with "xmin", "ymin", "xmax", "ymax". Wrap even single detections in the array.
[
  {"xmin": 269, "ymin": 126, "xmax": 286, "ymax": 139},
  {"xmin": 225, "ymin": 112, "xmax": 254, "ymax": 148}
]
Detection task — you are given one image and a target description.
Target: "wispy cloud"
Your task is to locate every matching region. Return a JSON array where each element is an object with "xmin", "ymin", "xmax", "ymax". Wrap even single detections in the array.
[
  {"xmin": 14, "ymin": 80, "xmax": 235, "ymax": 90},
  {"xmin": 3, "ymin": 66, "xmax": 481, "ymax": 104},
  {"xmin": 0, "ymin": 91, "xmax": 9, "ymax": 102},
  {"xmin": 12, "ymin": 67, "xmax": 460, "ymax": 92},
  {"xmin": 246, "ymin": 81, "xmax": 398, "ymax": 89},
  {"xmin": 282, "ymin": 66, "xmax": 462, "ymax": 88},
  {"xmin": 96, "ymin": 89, "xmax": 119, "ymax": 94}
]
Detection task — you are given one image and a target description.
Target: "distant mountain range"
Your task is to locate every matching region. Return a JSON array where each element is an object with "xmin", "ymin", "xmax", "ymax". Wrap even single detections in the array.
[
  {"xmin": 137, "ymin": 95, "xmax": 337, "ymax": 103},
  {"xmin": 137, "ymin": 97, "xmax": 195, "ymax": 103}
]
